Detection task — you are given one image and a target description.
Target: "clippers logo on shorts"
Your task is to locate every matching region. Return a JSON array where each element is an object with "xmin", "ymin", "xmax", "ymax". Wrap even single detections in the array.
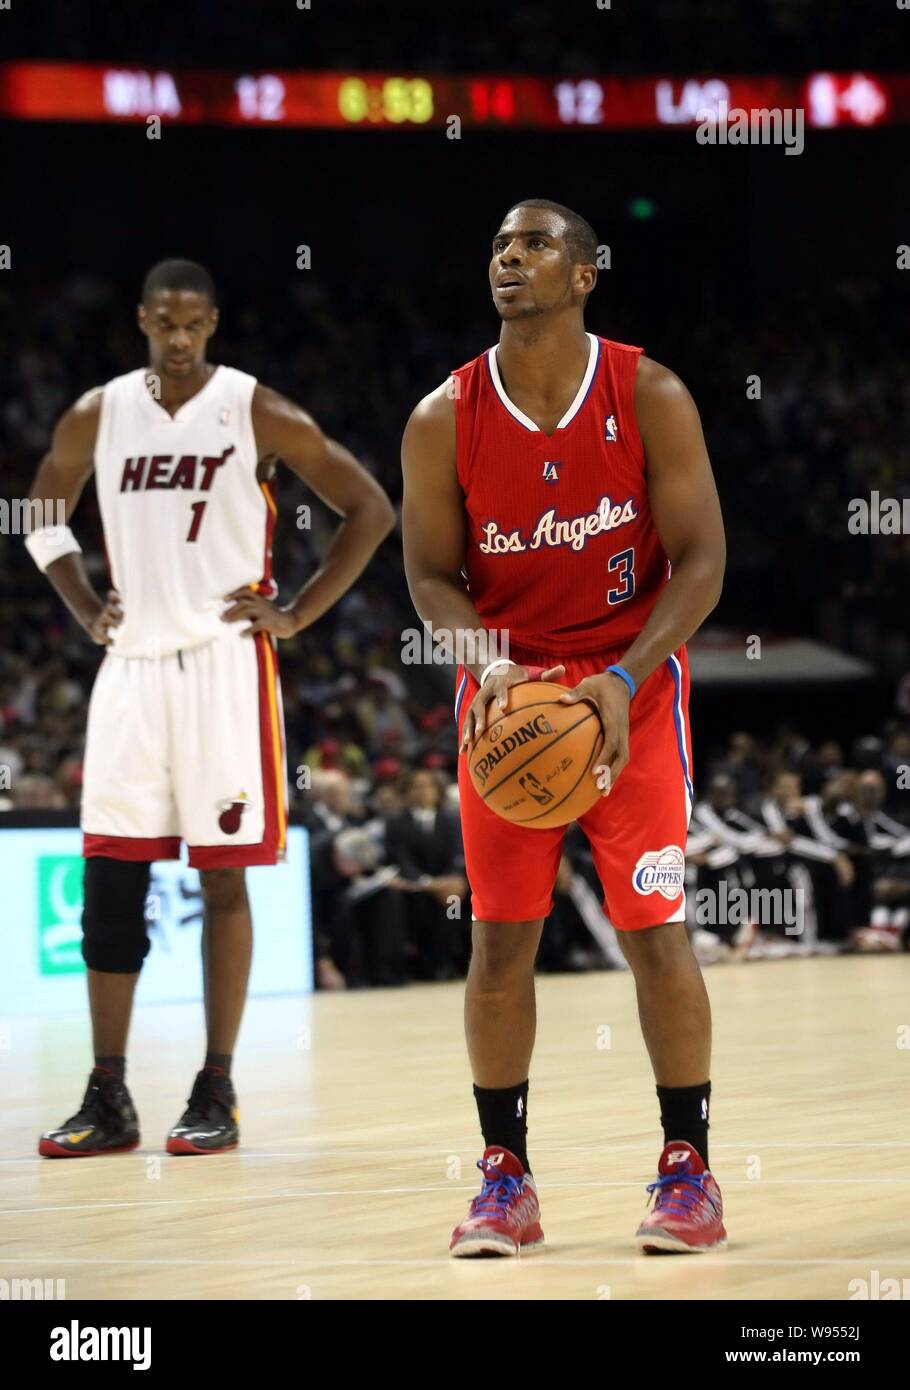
[
  {"xmin": 471, "ymin": 714, "xmax": 555, "ymax": 789},
  {"xmin": 217, "ymin": 792, "xmax": 249, "ymax": 835},
  {"xmin": 632, "ymin": 845, "xmax": 685, "ymax": 899}
]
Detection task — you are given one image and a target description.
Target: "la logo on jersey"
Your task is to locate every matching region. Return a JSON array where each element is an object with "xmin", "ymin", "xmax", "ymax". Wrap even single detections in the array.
[
  {"xmin": 542, "ymin": 460, "xmax": 560, "ymax": 484},
  {"xmin": 605, "ymin": 414, "xmax": 618, "ymax": 442},
  {"xmin": 632, "ymin": 845, "xmax": 685, "ymax": 898}
]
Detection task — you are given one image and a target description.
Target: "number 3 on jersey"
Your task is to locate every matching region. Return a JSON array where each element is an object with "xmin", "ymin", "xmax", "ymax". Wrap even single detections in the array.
[{"xmin": 607, "ymin": 546, "xmax": 635, "ymax": 605}]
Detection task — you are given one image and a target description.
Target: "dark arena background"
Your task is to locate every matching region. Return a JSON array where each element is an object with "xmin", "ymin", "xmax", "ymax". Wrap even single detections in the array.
[{"xmin": 1, "ymin": 0, "xmax": 909, "ymax": 1344}]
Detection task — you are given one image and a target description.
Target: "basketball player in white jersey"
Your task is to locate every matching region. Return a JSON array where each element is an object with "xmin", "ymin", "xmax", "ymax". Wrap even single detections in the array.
[{"xmin": 26, "ymin": 260, "xmax": 394, "ymax": 1156}]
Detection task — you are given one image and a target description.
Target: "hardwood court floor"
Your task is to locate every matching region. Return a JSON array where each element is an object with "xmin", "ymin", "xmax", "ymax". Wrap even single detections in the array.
[{"xmin": 2, "ymin": 956, "xmax": 909, "ymax": 1301}]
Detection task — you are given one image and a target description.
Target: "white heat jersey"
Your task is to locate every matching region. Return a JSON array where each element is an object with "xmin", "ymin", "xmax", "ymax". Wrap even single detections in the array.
[{"xmin": 93, "ymin": 365, "xmax": 275, "ymax": 659}]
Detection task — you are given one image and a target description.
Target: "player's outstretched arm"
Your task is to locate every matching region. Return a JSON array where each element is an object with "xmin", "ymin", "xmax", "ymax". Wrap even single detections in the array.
[
  {"xmin": 25, "ymin": 388, "xmax": 123, "ymax": 644},
  {"xmin": 229, "ymin": 384, "xmax": 395, "ymax": 638},
  {"xmin": 558, "ymin": 357, "xmax": 726, "ymax": 789},
  {"xmin": 401, "ymin": 381, "xmax": 564, "ymax": 747}
]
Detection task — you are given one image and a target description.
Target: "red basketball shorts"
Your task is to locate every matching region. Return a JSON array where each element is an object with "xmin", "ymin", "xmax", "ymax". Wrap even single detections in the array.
[{"xmin": 455, "ymin": 643, "xmax": 693, "ymax": 930}]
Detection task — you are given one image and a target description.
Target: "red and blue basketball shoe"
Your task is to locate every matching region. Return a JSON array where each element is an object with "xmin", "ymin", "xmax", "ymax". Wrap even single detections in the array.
[
  {"xmin": 450, "ymin": 1146, "xmax": 544, "ymax": 1257},
  {"xmin": 635, "ymin": 1140, "xmax": 727, "ymax": 1253}
]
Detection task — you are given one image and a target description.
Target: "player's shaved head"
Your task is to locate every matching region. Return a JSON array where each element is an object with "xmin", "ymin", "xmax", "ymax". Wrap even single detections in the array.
[
  {"xmin": 142, "ymin": 259, "xmax": 216, "ymax": 306},
  {"xmin": 138, "ymin": 259, "xmax": 219, "ymax": 379},
  {"xmin": 505, "ymin": 200, "xmax": 598, "ymax": 266}
]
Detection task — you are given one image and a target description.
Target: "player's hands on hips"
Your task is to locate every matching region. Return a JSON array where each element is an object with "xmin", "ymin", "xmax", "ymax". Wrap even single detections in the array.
[
  {"xmin": 460, "ymin": 662, "xmax": 566, "ymax": 750},
  {"xmin": 558, "ymin": 672, "xmax": 630, "ymax": 796},
  {"xmin": 85, "ymin": 590, "xmax": 123, "ymax": 645},
  {"xmin": 222, "ymin": 587, "xmax": 298, "ymax": 638}
]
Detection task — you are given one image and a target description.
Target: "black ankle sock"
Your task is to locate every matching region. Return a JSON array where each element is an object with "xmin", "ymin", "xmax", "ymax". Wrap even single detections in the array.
[
  {"xmin": 656, "ymin": 1082, "xmax": 711, "ymax": 1167},
  {"xmin": 473, "ymin": 1081, "xmax": 530, "ymax": 1173},
  {"xmin": 94, "ymin": 1056, "xmax": 126, "ymax": 1081},
  {"xmin": 204, "ymin": 1052, "xmax": 232, "ymax": 1076}
]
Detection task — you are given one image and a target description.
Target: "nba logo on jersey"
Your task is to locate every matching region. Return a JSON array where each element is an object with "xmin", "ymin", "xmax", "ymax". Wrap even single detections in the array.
[
  {"xmin": 219, "ymin": 406, "xmax": 232, "ymax": 425},
  {"xmin": 604, "ymin": 414, "xmax": 618, "ymax": 442},
  {"xmin": 542, "ymin": 461, "xmax": 560, "ymax": 484}
]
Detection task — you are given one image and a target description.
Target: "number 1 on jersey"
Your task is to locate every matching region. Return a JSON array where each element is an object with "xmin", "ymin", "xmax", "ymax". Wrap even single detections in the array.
[
  {"xmin": 186, "ymin": 501, "xmax": 207, "ymax": 543},
  {"xmin": 607, "ymin": 546, "xmax": 635, "ymax": 605}
]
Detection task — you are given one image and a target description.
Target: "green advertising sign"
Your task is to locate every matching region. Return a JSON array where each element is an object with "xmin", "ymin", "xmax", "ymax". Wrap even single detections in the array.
[{"xmin": 37, "ymin": 855, "xmax": 85, "ymax": 975}]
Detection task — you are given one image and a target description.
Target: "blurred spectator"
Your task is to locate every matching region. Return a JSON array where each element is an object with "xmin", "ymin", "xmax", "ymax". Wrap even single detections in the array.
[
  {"xmin": 384, "ymin": 769, "xmax": 469, "ymax": 980},
  {"xmin": 309, "ymin": 825, "xmax": 407, "ymax": 989}
]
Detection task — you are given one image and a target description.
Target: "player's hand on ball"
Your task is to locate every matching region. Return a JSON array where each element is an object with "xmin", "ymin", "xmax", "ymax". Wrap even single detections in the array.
[
  {"xmin": 222, "ymin": 587, "xmax": 298, "ymax": 638},
  {"xmin": 558, "ymin": 672, "xmax": 630, "ymax": 795},
  {"xmin": 86, "ymin": 590, "xmax": 123, "ymax": 645},
  {"xmin": 460, "ymin": 662, "xmax": 566, "ymax": 749}
]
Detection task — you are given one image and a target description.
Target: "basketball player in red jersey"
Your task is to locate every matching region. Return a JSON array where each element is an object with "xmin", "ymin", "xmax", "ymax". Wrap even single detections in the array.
[
  {"xmin": 401, "ymin": 201, "xmax": 727, "ymax": 1255},
  {"xmin": 27, "ymin": 260, "xmax": 394, "ymax": 1157}
]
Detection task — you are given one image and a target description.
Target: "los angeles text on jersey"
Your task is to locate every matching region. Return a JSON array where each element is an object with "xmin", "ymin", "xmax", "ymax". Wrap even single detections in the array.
[
  {"xmin": 118, "ymin": 444, "xmax": 235, "ymax": 491},
  {"xmin": 479, "ymin": 494, "xmax": 639, "ymax": 554}
]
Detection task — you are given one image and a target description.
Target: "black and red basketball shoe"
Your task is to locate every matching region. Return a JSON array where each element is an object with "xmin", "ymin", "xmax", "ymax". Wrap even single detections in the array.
[
  {"xmin": 450, "ymin": 1146, "xmax": 545, "ymax": 1257},
  {"xmin": 166, "ymin": 1067, "xmax": 239, "ymax": 1154},
  {"xmin": 635, "ymin": 1140, "xmax": 727, "ymax": 1253},
  {"xmin": 38, "ymin": 1068, "xmax": 140, "ymax": 1157}
]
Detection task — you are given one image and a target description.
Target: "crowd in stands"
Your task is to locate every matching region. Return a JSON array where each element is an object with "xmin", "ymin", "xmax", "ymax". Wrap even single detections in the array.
[
  {"xmin": 11, "ymin": 0, "xmax": 896, "ymax": 76},
  {"xmin": 688, "ymin": 728, "xmax": 910, "ymax": 962},
  {"xmin": 290, "ymin": 721, "xmax": 910, "ymax": 988},
  {"xmin": 2, "ymin": 266, "xmax": 909, "ymax": 981}
]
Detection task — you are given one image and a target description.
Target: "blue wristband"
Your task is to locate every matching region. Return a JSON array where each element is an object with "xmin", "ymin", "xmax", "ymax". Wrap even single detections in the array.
[{"xmin": 605, "ymin": 663, "xmax": 636, "ymax": 700}]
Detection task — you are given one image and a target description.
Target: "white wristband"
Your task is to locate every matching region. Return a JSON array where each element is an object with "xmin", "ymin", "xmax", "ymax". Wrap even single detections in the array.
[
  {"xmin": 479, "ymin": 658, "xmax": 516, "ymax": 686},
  {"xmin": 24, "ymin": 525, "xmax": 82, "ymax": 574}
]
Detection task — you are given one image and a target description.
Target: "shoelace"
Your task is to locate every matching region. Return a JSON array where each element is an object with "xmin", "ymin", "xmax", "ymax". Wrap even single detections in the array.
[
  {"xmin": 646, "ymin": 1172, "xmax": 716, "ymax": 1220},
  {"xmin": 469, "ymin": 1160, "xmax": 524, "ymax": 1216}
]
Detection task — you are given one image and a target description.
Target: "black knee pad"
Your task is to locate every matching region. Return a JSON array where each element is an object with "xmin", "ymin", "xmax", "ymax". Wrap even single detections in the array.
[{"xmin": 82, "ymin": 857, "xmax": 152, "ymax": 973}]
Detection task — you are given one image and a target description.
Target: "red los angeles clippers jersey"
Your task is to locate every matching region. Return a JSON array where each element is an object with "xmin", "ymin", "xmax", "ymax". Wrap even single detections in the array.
[{"xmin": 454, "ymin": 333, "xmax": 669, "ymax": 657}]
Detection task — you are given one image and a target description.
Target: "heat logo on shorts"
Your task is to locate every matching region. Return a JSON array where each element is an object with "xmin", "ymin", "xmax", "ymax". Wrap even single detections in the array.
[
  {"xmin": 632, "ymin": 845, "xmax": 685, "ymax": 898},
  {"xmin": 217, "ymin": 792, "xmax": 249, "ymax": 835}
]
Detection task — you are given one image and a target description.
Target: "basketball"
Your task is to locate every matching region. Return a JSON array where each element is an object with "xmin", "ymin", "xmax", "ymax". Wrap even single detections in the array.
[{"xmin": 467, "ymin": 680, "xmax": 604, "ymax": 828}]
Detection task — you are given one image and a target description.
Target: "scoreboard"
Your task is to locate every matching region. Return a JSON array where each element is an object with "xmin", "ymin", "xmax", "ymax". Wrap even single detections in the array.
[{"xmin": 0, "ymin": 64, "xmax": 905, "ymax": 130}]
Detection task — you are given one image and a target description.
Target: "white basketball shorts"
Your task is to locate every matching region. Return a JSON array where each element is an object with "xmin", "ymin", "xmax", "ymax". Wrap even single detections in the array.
[{"xmin": 81, "ymin": 629, "xmax": 287, "ymax": 868}]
